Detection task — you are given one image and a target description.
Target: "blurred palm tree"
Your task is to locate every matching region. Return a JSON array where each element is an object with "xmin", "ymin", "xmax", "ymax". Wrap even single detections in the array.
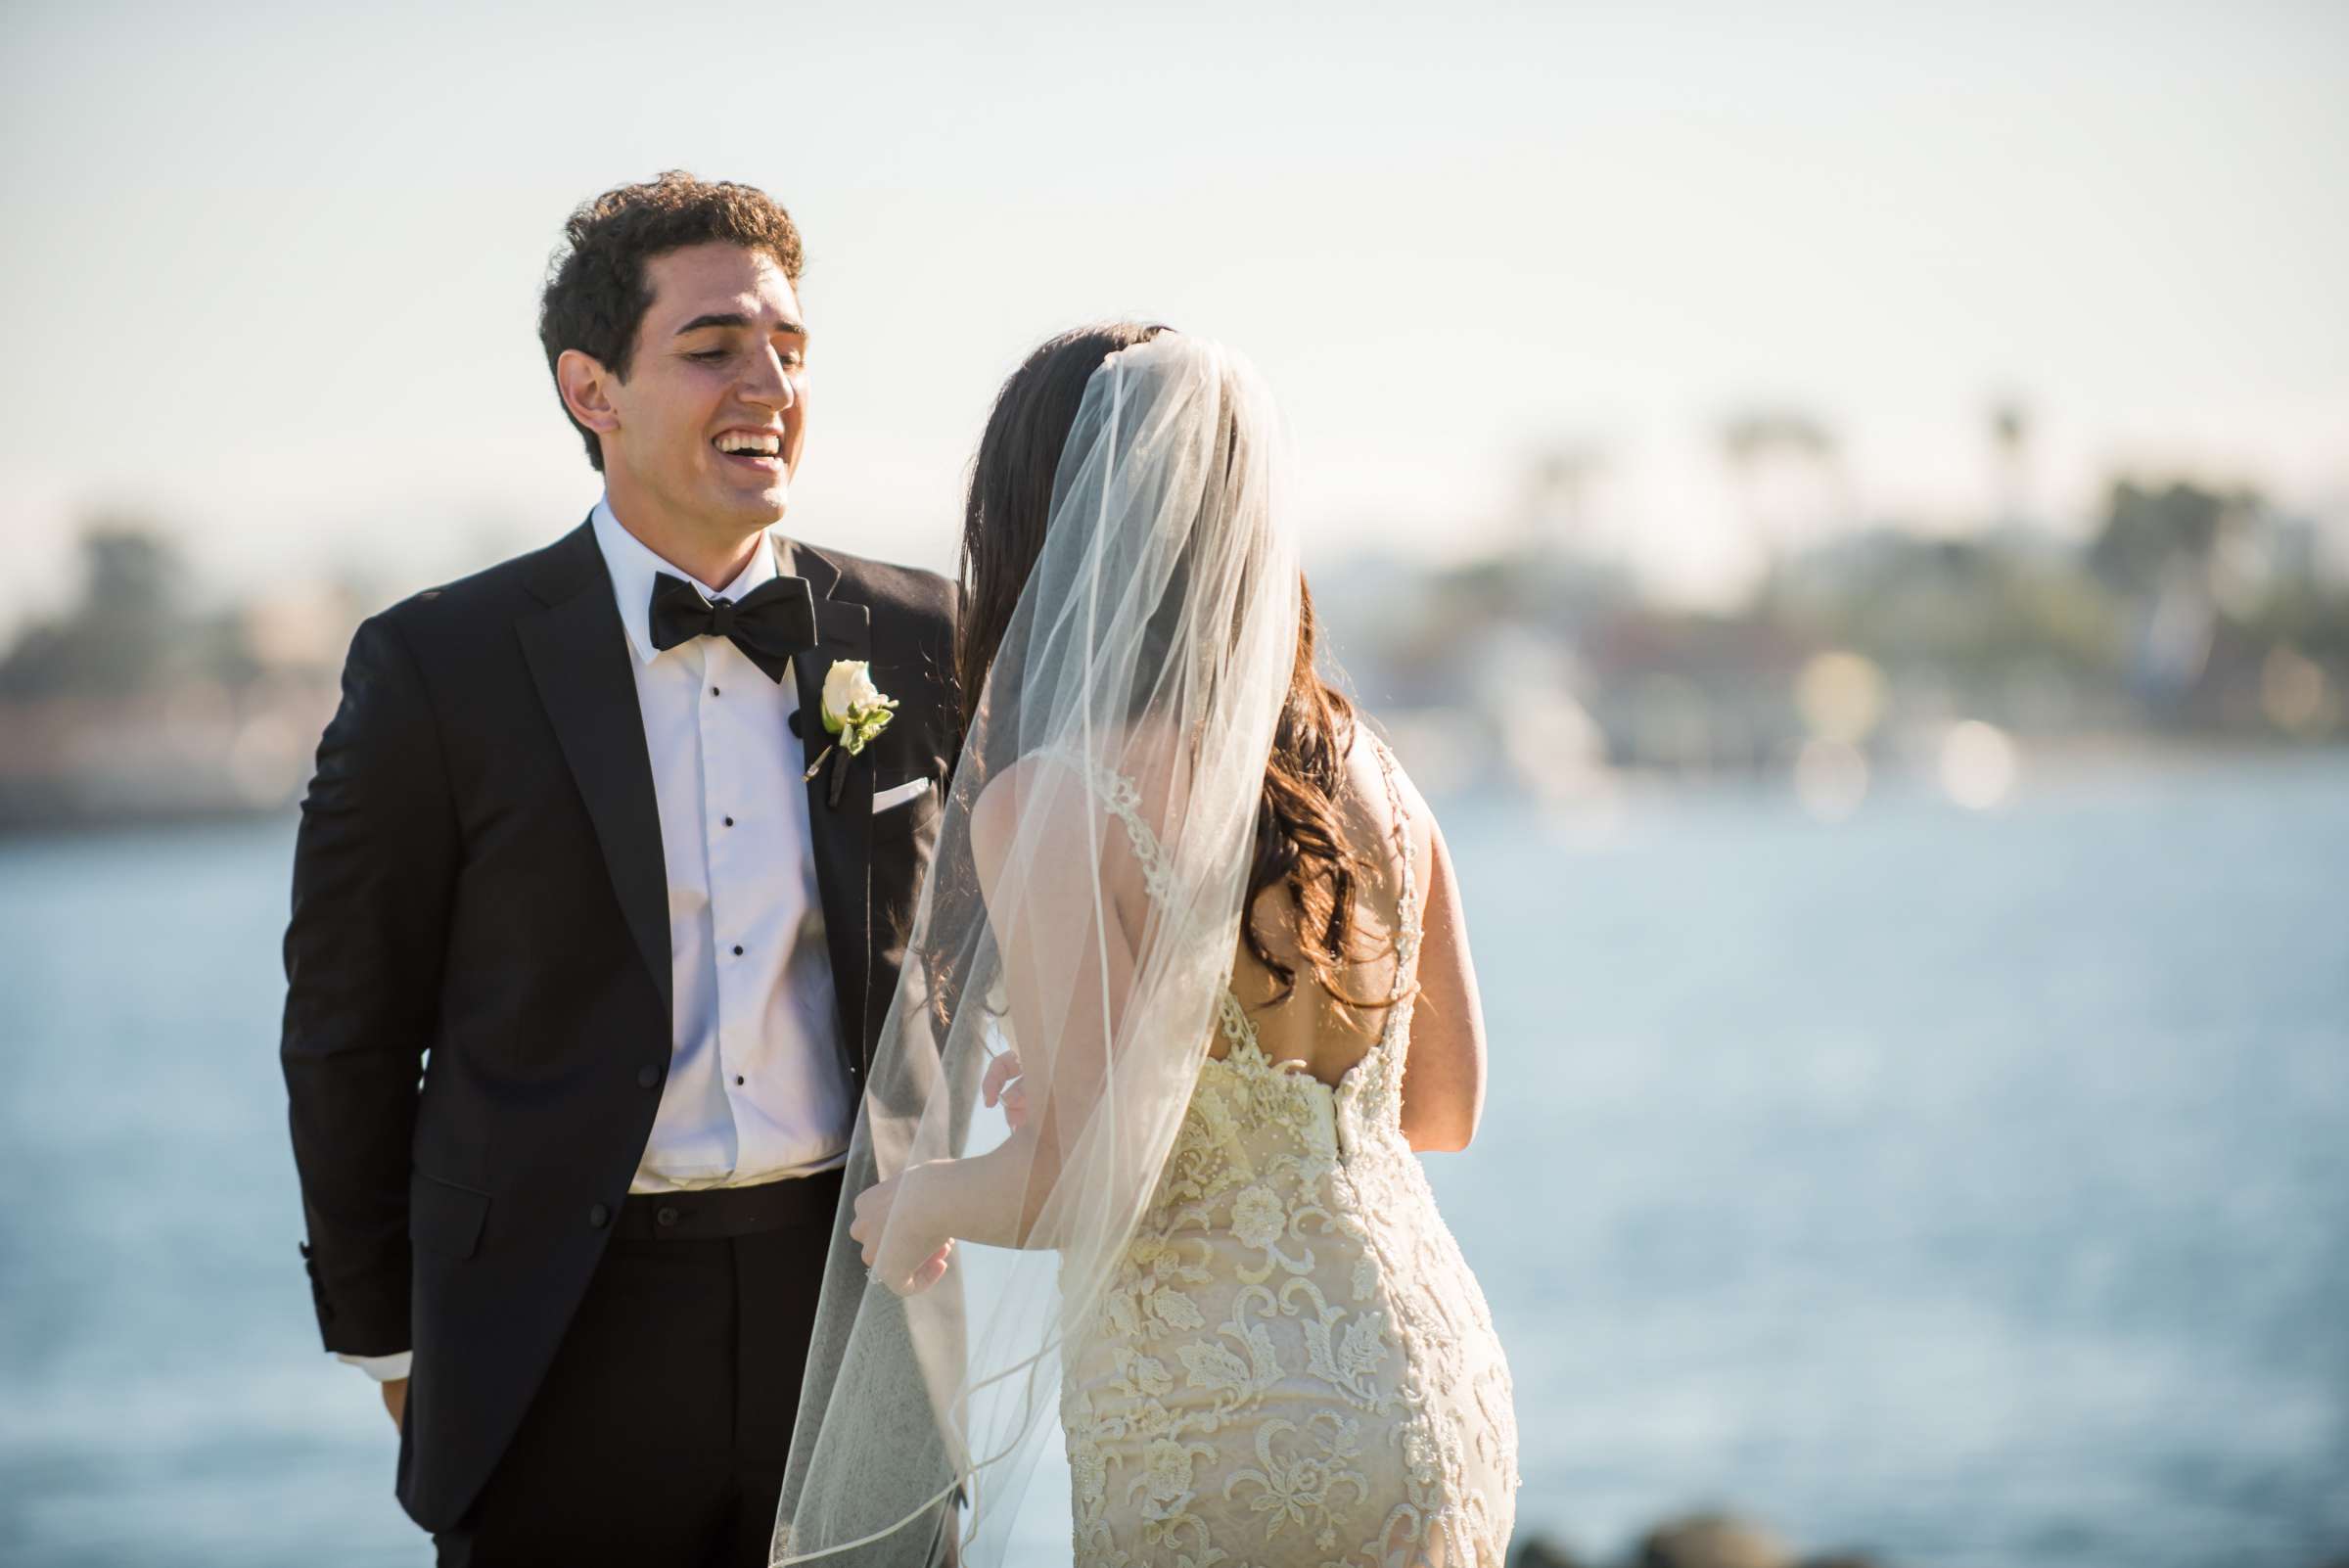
[
  {"xmin": 1516, "ymin": 439, "xmax": 1607, "ymax": 558},
  {"xmin": 1721, "ymin": 405, "xmax": 1848, "ymax": 573},
  {"xmin": 1990, "ymin": 394, "xmax": 2032, "ymax": 531}
]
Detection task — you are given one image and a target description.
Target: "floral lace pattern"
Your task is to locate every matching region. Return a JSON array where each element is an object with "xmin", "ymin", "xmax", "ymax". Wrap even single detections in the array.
[{"xmin": 1060, "ymin": 736, "xmax": 1519, "ymax": 1567}]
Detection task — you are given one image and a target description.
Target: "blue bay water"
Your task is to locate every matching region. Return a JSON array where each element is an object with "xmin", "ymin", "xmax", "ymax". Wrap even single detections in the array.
[{"xmin": 2, "ymin": 753, "xmax": 2344, "ymax": 1566}]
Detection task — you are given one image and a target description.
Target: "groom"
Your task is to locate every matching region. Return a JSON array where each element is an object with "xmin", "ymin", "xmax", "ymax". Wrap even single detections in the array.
[{"xmin": 281, "ymin": 172, "xmax": 957, "ymax": 1566}]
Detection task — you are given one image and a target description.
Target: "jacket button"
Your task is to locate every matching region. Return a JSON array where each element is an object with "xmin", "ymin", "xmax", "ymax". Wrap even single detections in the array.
[
  {"xmin": 656, "ymin": 1206, "xmax": 679, "ymax": 1228},
  {"xmin": 637, "ymin": 1064, "xmax": 662, "ymax": 1089},
  {"xmin": 588, "ymin": 1203, "xmax": 611, "ymax": 1229}
]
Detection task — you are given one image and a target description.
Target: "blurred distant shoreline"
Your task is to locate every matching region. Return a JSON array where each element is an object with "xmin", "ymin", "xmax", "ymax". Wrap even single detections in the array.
[
  {"xmin": 0, "ymin": 728, "xmax": 2332, "ymax": 846},
  {"xmin": 3, "ymin": 471, "xmax": 2342, "ymax": 834}
]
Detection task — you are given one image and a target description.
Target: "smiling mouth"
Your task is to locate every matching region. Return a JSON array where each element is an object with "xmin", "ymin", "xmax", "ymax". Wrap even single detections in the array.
[{"xmin": 714, "ymin": 432, "xmax": 784, "ymax": 466}]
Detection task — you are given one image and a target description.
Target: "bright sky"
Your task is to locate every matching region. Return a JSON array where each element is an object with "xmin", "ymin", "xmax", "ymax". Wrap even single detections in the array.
[{"xmin": 2, "ymin": 0, "xmax": 2343, "ymax": 633}]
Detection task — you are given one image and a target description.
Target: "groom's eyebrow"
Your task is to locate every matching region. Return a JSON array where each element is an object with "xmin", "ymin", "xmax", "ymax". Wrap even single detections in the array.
[{"xmin": 673, "ymin": 311, "xmax": 808, "ymax": 338}]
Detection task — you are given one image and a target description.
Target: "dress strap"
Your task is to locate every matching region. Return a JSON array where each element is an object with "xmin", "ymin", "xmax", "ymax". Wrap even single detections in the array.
[
  {"xmin": 1367, "ymin": 732, "xmax": 1420, "ymax": 999},
  {"xmin": 1048, "ymin": 747, "xmax": 1176, "ymax": 910}
]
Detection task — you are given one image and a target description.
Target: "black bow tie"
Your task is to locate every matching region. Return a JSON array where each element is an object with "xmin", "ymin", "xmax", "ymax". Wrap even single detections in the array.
[{"xmin": 646, "ymin": 571, "xmax": 818, "ymax": 682}]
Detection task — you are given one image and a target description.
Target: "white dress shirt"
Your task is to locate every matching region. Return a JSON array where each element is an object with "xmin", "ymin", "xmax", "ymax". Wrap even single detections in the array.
[{"xmin": 341, "ymin": 498, "xmax": 855, "ymax": 1382}]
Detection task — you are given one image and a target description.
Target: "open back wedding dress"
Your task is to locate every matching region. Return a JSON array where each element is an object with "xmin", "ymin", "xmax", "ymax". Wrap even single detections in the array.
[{"xmin": 1058, "ymin": 734, "xmax": 1519, "ymax": 1568}]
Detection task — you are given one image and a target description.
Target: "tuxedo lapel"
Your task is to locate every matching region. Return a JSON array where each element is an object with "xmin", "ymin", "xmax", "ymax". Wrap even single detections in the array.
[
  {"xmin": 517, "ymin": 520, "xmax": 672, "ymax": 1022},
  {"xmin": 785, "ymin": 537, "xmax": 877, "ymax": 1078}
]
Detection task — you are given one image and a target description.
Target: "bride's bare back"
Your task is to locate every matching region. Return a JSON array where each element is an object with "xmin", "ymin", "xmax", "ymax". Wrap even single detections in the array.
[{"xmin": 1216, "ymin": 728, "xmax": 1492, "ymax": 1152}]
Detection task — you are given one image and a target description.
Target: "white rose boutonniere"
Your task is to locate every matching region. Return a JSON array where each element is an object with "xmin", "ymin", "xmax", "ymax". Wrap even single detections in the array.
[{"xmin": 804, "ymin": 659, "xmax": 899, "ymax": 788}]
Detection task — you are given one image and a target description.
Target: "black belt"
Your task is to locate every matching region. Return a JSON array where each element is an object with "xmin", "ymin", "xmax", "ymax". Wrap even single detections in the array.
[{"xmin": 614, "ymin": 1165, "xmax": 846, "ymax": 1241}]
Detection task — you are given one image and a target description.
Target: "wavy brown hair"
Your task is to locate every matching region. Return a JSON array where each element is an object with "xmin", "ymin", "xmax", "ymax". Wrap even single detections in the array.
[{"xmin": 949, "ymin": 324, "xmax": 1392, "ymax": 1016}]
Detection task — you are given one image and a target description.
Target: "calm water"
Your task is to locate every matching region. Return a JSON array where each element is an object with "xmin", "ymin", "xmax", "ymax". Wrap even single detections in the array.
[{"xmin": 2, "ymin": 753, "xmax": 2344, "ymax": 1567}]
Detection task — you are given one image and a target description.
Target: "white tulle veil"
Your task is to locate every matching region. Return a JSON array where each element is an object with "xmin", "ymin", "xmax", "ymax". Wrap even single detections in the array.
[{"xmin": 771, "ymin": 332, "xmax": 1301, "ymax": 1565}]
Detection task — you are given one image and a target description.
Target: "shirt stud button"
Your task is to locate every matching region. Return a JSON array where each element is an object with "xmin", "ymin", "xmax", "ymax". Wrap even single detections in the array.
[
  {"xmin": 723, "ymin": 816, "xmax": 735, "ymax": 827},
  {"xmin": 711, "ymin": 685, "xmax": 720, "ymax": 696},
  {"xmin": 734, "ymin": 1075, "xmax": 746, "ymax": 1086},
  {"xmin": 731, "ymin": 945, "xmax": 744, "ymax": 956}
]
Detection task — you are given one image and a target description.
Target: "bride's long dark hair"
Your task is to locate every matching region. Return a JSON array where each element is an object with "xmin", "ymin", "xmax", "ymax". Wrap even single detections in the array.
[{"xmin": 948, "ymin": 323, "xmax": 1389, "ymax": 1014}]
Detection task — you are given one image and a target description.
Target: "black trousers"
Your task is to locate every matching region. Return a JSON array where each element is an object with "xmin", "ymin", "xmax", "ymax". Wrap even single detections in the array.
[{"xmin": 433, "ymin": 1172, "xmax": 838, "ymax": 1568}]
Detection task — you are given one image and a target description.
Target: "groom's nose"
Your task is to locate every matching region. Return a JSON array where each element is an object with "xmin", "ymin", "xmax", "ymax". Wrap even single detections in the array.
[{"xmin": 739, "ymin": 344, "xmax": 797, "ymax": 410}]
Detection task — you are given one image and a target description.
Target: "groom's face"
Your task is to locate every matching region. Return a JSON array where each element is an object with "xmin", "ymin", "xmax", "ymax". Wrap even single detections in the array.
[{"xmin": 602, "ymin": 243, "xmax": 809, "ymax": 531}]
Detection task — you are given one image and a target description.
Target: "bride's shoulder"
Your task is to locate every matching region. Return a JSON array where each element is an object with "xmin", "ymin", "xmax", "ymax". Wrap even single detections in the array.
[
  {"xmin": 1341, "ymin": 722, "xmax": 1436, "ymax": 863},
  {"xmin": 967, "ymin": 736, "xmax": 1173, "ymax": 879}
]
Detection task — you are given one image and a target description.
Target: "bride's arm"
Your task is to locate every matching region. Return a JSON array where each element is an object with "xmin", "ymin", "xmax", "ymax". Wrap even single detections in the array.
[
  {"xmin": 852, "ymin": 755, "xmax": 1145, "ymax": 1278},
  {"xmin": 1400, "ymin": 808, "xmax": 1491, "ymax": 1153}
]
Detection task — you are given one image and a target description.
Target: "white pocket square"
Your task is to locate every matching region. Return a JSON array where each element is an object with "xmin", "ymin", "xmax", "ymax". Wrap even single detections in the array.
[{"xmin": 872, "ymin": 777, "xmax": 935, "ymax": 813}]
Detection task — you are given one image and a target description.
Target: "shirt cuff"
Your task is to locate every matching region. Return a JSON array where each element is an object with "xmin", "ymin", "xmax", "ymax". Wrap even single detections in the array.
[{"xmin": 336, "ymin": 1350, "xmax": 413, "ymax": 1382}]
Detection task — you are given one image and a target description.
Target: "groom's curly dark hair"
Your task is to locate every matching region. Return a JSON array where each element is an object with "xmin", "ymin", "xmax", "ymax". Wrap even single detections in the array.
[{"xmin": 538, "ymin": 170, "xmax": 806, "ymax": 472}]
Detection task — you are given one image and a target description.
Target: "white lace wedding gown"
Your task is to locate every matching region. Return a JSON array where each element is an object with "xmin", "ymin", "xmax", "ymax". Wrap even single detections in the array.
[{"xmin": 1060, "ymin": 736, "xmax": 1519, "ymax": 1567}]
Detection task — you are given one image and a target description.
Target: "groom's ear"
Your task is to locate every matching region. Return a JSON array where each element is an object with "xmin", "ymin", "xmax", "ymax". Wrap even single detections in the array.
[{"xmin": 555, "ymin": 348, "xmax": 622, "ymax": 447}]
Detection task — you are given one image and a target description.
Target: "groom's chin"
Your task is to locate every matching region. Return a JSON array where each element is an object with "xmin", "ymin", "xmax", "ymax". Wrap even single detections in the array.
[{"xmin": 714, "ymin": 483, "xmax": 790, "ymax": 529}]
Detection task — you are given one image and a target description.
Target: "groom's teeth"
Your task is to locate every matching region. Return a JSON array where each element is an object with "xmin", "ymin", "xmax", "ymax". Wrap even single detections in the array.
[{"xmin": 715, "ymin": 432, "xmax": 781, "ymax": 455}]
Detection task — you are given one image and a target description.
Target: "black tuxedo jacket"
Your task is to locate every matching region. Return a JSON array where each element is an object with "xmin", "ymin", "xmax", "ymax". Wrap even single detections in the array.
[{"xmin": 280, "ymin": 516, "xmax": 957, "ymax": 1531}]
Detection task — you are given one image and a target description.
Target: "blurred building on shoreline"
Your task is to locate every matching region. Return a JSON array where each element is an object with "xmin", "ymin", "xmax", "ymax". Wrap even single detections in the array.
[
  {"xmin": 1320, "ymin": 461, "xmax": 2345, "ymax": 818},
  {"xmin": 0, "ymin": 529, "xmax": 353, "ymax": 830}
]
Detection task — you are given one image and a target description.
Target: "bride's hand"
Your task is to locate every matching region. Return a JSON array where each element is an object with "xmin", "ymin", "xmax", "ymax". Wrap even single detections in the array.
[
  {"xmin": 849, "ymin": 1168, "xmax": 953, "ymax": 1296},
  {"xmin": 981, "ymin": 1049, "xmax": 1029, "ymax": 1130}
]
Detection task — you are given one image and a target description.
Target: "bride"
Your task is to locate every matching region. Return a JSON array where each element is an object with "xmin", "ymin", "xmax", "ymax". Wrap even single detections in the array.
[{"xmin": 773, "ymin": 326, "xmax": 1518, "ymax": 1567}]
